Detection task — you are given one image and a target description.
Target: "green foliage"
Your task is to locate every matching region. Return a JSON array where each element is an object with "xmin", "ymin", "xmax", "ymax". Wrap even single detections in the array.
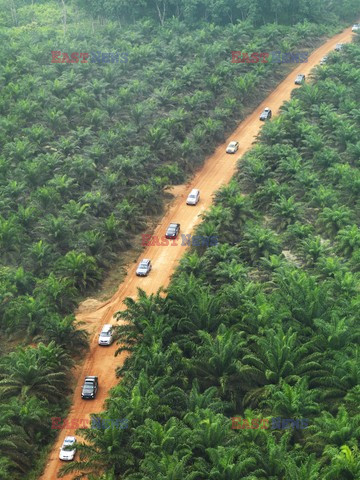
[
  {"xmin": 61, "ymin": 28, "xmax": 360, "ymax": 480},
  {"xmin": 73, "ymin": 0, "xmax": 360, "ymax": 26},
  {"xmin": 1, "ymin": 0, "xmax": 360, "ymax": 478}
]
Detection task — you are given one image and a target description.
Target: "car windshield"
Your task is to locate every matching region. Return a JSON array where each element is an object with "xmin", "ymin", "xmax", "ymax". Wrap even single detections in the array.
[
  {"xmin": 229, "ymin": 142, "xmax": 236, "ymax": 147},
  {"xmin": 100, "ymin": 331, "xmax": 111, "ymax": 337},
  {"xmin": 64, "ymin": 439, "xmax": 75, "ymax": 446},
  {"xmin": 189, "ymin": 195, "xmax": 195, "ymax": 198}
]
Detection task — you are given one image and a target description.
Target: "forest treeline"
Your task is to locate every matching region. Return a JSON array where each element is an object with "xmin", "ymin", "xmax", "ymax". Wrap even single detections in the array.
[
  {"xmin": 0, "ymin": 0, "xmax": 360, "ymax": 478},
  {"xmin": 61, "ymin": 36, "xmax": 360, "ymax": 479},
  {"xmin": 75, "ymin": 0, "xmax": 360, "ymax": 27}
]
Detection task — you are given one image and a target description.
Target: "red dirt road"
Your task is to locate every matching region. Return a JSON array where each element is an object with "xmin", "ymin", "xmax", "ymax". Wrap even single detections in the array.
[{"xmin": 40, "ymin": 25, "xmax": 355, "ymax": 480}]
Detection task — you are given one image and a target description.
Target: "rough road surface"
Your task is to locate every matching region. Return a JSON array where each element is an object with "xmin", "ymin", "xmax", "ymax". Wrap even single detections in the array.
[{"xmin": 40, "ymin": 25, "xmax": 355, "ymax": 480}]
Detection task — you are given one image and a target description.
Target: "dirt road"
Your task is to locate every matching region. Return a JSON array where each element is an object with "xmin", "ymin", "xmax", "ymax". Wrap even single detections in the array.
[{"xmin": 40, "ymin": 25, "xmax": 355, "ymax": 480}]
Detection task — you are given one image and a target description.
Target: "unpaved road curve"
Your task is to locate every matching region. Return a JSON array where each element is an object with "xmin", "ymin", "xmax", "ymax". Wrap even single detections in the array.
[{"xmin": 40, "ymin": 25, "xmax": 355, "ymax": 480}]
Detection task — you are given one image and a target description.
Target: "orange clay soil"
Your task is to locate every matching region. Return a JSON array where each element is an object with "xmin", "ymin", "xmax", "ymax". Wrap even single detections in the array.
[{"xmin": 40, "ymin": 24, "xmax": 355, "ymax": 480}]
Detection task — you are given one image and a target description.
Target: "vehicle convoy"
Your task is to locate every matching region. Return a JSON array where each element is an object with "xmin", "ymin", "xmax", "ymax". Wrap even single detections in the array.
[
  {"xmin": 136, "ymin": 258, "xmax": 152, "ymax": 276},
  {"xmin": 259, "ymin": 107, "xmax": 272, "ymax": 121},
  {"xmin": 186, "ymin": 188, "xmax": 200, "ymax": 205},
  {"xmin": 98, "ymin": 324, "xmax": 114, "ymax": 346},
  {"xmin": 165, "ymin": 223, "xmax": 180, "ymax": 239},
  {"xmin": 81, "ymin": 376, "xmax": 98, "ymax": 399},
  {"xmin": 295, "ymin": 74, "xmax": 305, "ymax": 85},
  {"xmin": 226, "ymin": 141, "xmax": 239, "ymax": 153},
  {"xmin": 59, "ymin": 436, "xmax": 76, "ymax": 461}
]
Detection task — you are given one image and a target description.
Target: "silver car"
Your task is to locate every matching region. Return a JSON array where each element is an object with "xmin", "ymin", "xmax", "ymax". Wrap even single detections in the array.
[
  {"xmin": 226, "ymin": 141, "xmax": 239, "ymax": 154},
  {"xmin": 259, "ymin": 107, "xmax": 272, "ymax": 121},
  {"xmin": 98, "ymin": 324, "xmax": 113, "ymax": 346},
  {"xmin": 320, "ymin": 56, "xmax": 328, "ymax": 65},
  {"xmin": 59, "ymin": 436, "xmax": 76, "ymax": 461},
  {"xmin": 295, "ymin": 74, "xmax": 305, "ymax": 85},
  {"xmin": 352, "ymin": 24, "xmax": 360, "ymax": 32},
  {"xmin": 136, "ymin": 259, "xmax": 152, "ymax": 276},
  {"xmin": 335, "ymin": 43, "xmax": 344, "ymax": 51}
]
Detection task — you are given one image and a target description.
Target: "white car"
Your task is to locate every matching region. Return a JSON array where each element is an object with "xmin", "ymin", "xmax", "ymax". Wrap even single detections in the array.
[
  {"xmin": 295, "ymin": 74, "xmax": 305, "ymax": 85},
  {"xmin": 320, "ymin": 56, "xmax": 328, "ymax": 65},
  {"xmin": 59, "ymin": 436, "xmax": 76, "ymax": 461},
  {"xmin": 136, "ymin": 259, "xmax": 152, "ymax": 276},
  {"xmin": 186, "ymin": 189, "xmax": 200, "ymax": 205},
  {"xmin": 352, "ymin": 24, "xmax": 360, "ymax": 32},
  {"xmin": 226, "ymin": 141, "xmax": 239, "ymax": 154},
  {"xmin": 335, "ymin": 43, "xmax": 344, "ymax": 51},
  {"xmin": 98, "ymin": 324, "xmax": 113, "ymax": 346}
]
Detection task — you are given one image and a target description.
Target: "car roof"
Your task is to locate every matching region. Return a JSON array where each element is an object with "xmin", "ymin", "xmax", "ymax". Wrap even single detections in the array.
[{"xmin": 101, "ymin": 324, "xmax": 112, "ymax": 332}]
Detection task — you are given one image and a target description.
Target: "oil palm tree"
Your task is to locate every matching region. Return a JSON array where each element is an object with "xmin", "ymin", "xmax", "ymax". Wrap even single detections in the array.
[
  {"xmin": 272, "ymin": 195, "xmax": 302, "ymax": 230},
  {"xmin": 272, "ymin": 269, "xmax": 331, "ymax": 326},
  {"xmin": 193, "ymin": 324, "xmax": 247, "ymax": 396},
  {"xmin": 336, "ymin": 225, "xmax": 360, "ymax": 257},
  {"xmin": 262, "ymin": 377, "xmax": 320, "ymax": 419},
  {"xmin": 284, "ymin": 454, "xmax": 320, "ymax": 480},
  {"xmin": 56, "ymin": 250, "xmax": 101, "ymax": 291},
  {"xmin": 0, "ymin": 422, "xmax": 32, "ymax": 475},
  {"xmin": 301, "ymin": 236, "xmax": 329, "ymax": 267},
  {"xmin": 318, "ymin": 205, "xmax": 352, "ymax": 238},
  {"xmin": 0, "ymin": 342, "xmax": 71, "ymax": 402},
  {"xmin": 240, "ymin": 326, "xmax": 324, "ymax": 408},
  {"xmin": 305, "ymin": 406, "xmax": 360, "ymax": 458},
  {"xmin": 35, "ymin": 315, "xmax": 89, "ymax": 352},
  {"xmin": 323, "ymin": 445, "xmax": 360, "ymax": 480},
  {"xmin": 242, "ymin": 224, "xmax": 282, "ymax": 262}
]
